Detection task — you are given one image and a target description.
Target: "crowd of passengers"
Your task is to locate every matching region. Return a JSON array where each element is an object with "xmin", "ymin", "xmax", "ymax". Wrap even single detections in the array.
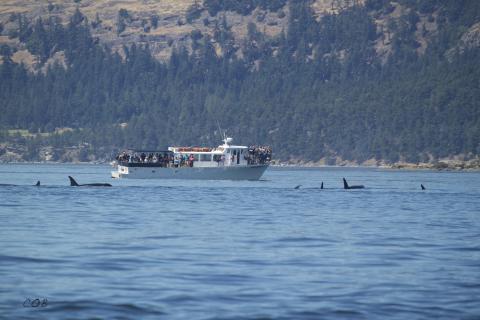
[
  {"xmin": 246, "ymin": 146, "xmax": 272, "ymax": 165},
  {"xmin": 116, "ymin": 152, "xmax": 195, "ymax": 167},
  {"xmin": 116, "ymin": 146, "xmax": 272, "ymax": 167}
]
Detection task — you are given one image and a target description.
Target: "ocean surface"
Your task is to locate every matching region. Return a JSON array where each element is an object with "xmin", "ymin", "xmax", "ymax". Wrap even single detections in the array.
[{"xmin": 0, "ymin": 164, "xmax": 479, "ymax": 320}]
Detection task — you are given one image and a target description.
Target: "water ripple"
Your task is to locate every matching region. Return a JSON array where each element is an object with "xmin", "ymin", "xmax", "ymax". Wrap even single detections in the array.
[{"xmin": 1, "ymin": 164, "xmax": 480, "ymax": 319}]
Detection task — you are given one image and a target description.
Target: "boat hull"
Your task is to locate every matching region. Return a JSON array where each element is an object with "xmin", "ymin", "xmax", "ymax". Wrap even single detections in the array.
[{"xmin": 112, "ymin": 164, "xmax": 269, "ymax": 180}]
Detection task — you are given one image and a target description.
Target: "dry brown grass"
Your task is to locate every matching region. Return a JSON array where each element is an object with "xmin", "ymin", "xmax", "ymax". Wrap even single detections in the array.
[
  {"xmin": 0, "ymin": 0, "xmax": 200, "ymax": 61},
  {"xmin": 12, "ymin": 49, "xmax": 37, "ymax": 71},
  {"xmin": 312, "ymin": 0, "xmax": 365, "ymax": 17},
  {"xmin": 0, "ymin": 0, "xmax": 375, "ymax": 62},
  {"xmin": 0, "ymin": 0, "xmax": 196, "ymax": 20}
]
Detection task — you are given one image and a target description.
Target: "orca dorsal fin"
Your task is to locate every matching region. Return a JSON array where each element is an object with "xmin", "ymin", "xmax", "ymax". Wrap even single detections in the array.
[
  {"xmin": 343, "ymin": 178, "xmax": 349, "ymax": 189},
  {"xmin": 35, "ymin": 181, "xmax": 40, "ymax": 186},
  {"xmin": 294, "ymin": 185, "xmax": 301, "ymax": 189},
  {"xmin": 421, "ymin": 184, "xmax": 425, "ymax": 190},
  {"xmin": 68, "ymin": 176, "xmax": 79, "ymax": 186},
  {"xmin": 321, "ymin": 182, "xmax": 323, "ymax": 189}
]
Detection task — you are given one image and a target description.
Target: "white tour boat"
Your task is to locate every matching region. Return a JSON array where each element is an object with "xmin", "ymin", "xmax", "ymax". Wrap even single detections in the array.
[{"xmin": 111, "ymin": 137, "xmax": 271, "ymax": 180}]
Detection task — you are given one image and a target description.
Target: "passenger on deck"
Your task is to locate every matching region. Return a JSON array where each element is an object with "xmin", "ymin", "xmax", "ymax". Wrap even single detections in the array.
[
  {"xmin": 188, "ymin": 154, "xmax": 195, "ymax": 167},
  {"xmin": 174, "ymin": 154, "xmax": 180, "ymax": 167}
]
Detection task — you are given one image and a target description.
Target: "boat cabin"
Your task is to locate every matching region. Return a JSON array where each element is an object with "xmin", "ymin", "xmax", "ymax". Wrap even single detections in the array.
[
  {"xmin": 169, "ymin": 137, "xmax": 248, "ymax": 167},
  {"xmin": 115, "ymin": 137, "xmax": 270, "ymax": 169}
]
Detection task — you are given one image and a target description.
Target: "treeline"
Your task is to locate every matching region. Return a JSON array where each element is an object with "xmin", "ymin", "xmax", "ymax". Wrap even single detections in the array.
[{"xmin": 1, "ymin": 0, "xmax": 479, "ymax": 162}]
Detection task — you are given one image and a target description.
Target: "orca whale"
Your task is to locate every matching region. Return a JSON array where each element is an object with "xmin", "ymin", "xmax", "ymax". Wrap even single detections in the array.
[
  {"xmin": 69, "ymin": 176, "xmax": 112, "ymax": 187},
  {"xmin": 421, "ymin": 184, "xmax": 426, "ymax": 190},
  {"xmin": 0, "ymin": 181, "xmax": 41, "ymax": 186},
  {"xmin": 294, "ymin": 184, "xmax": 302, "ymax": 189},
  {"xmin": 321, "ymin": 182, "xmax": 323, "ymax": 189},
  {"xmin": 343, "ymin": 178, "xmax": 364, "ymax": 189}
]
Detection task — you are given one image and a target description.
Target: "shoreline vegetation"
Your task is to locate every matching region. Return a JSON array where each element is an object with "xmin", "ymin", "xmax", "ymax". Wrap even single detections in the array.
[
  {"xmin": 274, "ymin": 159, "xmax": 480, "ymax": 171},
  {"xmin": 1, "ymin": 153, "xmax": 479, "ymax": 171},
  {"xmin": 2, "ymin": 133, "xmax": 479, "ymax": 171},
  {"xmin": 1, "ymin": 162, "xmax": 478, "ymax": 171}
]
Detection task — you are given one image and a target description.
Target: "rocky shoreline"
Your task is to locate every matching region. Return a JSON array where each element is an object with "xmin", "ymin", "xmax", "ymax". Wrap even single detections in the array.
[
  {"xmin": 273, "ymin": 158, "xmax": 480, "ymax": 171},
  {"xmin": 2, "ymin": 159, "xmax": 479, "ymax": 171},
  {"xmin": 1, "ymin": 146, "xmax": 479, "ymax": 171}
]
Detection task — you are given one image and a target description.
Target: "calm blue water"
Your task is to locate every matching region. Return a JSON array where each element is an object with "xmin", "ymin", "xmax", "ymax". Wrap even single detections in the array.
[{"xmin": 1, "ymin": 164, "xmax": 479, "ymax": 320}]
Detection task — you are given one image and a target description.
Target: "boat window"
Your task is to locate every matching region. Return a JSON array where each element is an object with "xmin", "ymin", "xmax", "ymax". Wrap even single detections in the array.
[{"xmin": 199, "ymin": 154, "xmax": 210, "ymax": 161}]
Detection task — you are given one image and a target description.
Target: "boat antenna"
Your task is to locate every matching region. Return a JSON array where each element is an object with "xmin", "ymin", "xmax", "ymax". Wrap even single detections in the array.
[{"xmin": 216, "ymin": 120, "xmax": 226, "ymax": 141}]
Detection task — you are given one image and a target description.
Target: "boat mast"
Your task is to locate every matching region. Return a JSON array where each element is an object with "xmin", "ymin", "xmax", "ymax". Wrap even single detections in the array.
[{"xmin": 216, "ymin": 120, "xmax": 230, "ymax": 146}]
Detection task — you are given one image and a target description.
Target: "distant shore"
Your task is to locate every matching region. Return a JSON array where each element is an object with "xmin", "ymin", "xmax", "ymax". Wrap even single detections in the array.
[
  {"xmin": 2, "ymin": 159, "xmax": 479, "ymax": 171},
  {"xmin": 272, "ymin": 158, "xmax": 480, "ymax": 171}
]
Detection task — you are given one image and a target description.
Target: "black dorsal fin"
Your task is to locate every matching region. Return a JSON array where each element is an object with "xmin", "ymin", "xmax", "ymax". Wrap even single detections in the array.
[{"xmin": 68, "ymin": 176, "xmax": 79, "ymax": 186}]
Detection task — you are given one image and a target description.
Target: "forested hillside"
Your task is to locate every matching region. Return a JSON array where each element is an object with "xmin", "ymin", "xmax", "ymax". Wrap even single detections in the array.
[{"xmin": 0, "ymin": 0, "xmax": 479, "ymax": 164}]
